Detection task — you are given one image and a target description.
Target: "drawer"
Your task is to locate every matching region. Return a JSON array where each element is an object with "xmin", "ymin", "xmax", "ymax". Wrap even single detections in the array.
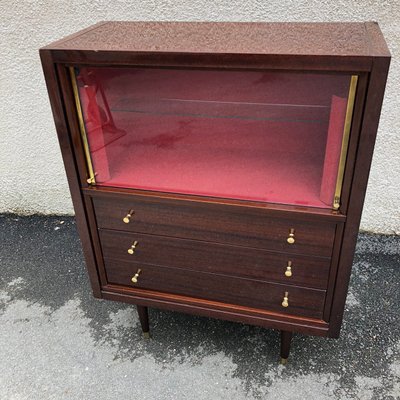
[
  {"xmin": 99, "ymin": 230, "xmax": 331, "ymax": 289},
  {"xmin": 92, "ymin": 195, "xmax": 336, "ymax": 257},
  {"xmin": 104, "ymin": 259, "xmax": 326, "ymax": 319}
]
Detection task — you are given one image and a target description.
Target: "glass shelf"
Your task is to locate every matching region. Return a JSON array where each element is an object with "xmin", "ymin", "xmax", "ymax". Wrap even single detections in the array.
[
  {"xmin": 73, "ymin": 67, "xmax": 354, "ymax": 209},
  {"xmin": 112, "ymin": 97, "xmax": 330, "ymax": 124}
]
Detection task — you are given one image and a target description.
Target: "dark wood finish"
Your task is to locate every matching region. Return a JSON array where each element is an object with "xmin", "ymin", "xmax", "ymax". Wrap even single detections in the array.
[
  {"xmin": 39, "ymin": 52, "xmax": 102, "ymax": 298},
  {"xmin": 52, "ymin": 50, "xmax": 374, "ymax": 73},
  {"xmin": 42, "ymin": 22, "xmax": 386, "ymax": 57},
  {"xmin": 323, "ymin": 223, "xmax": 345, "ymax": 321},
  {"xmin": 99, "ymin": 229, "xmax": 331, "ymax": 289},
  {"xmin": 93, "ymin": 195, "xmax": 337, "ymax": 257},
  {"xmin": 280, "ymin": 330, "xmax": 293, "ymax": 360},
  {"xmin": 104, "ymin": 259, "xmax": 326, "ymax": 319},
  {"xmin": 83, "ymin": 195, "xmax": 108, "ymax": 286},
  {"xmin": 41, "ymin": 21, "xmax": 389, "ymax": 72},
  {"xmin": 40, "ymin": 22, "xmax": 390, "ymax": 361},
  {"xmin": 101, "ymin": 285, "xmax": 329, "ymax": 336},
  {"xmin": 136, "ymin": 305, "xmax": 149, "ymax": 333},
  {"xmin": 328, "ymin": 56, "xmax": 391, "ymax": 337},
  {"xmin": 85, "ymin": 186, "xmax": 347, "ymax": 222}
]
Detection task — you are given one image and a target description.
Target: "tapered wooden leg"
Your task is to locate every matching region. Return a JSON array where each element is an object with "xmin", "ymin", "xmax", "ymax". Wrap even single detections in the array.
[
  {"xmin": 137, "ymin": 305, "xmax": 150, "ymax": 338},
  {"xmin": 280, "ymin": 330, "xmax": 293, "ymax": 364}
]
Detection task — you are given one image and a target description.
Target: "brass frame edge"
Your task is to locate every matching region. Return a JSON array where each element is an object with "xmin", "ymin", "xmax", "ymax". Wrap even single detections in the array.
[
  {"xmin": 68, "ymin": 66, "xmax": 96, "ymax": 185},
  {"xmin": 332, "ymin": 75, "xmax": 358, "ymax": 210}
]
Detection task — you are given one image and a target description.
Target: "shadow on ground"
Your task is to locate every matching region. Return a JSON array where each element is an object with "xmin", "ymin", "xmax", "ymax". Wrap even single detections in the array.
[{"xmin": 0, "ymin": 214, "xmax": 399, "ymax": 399}]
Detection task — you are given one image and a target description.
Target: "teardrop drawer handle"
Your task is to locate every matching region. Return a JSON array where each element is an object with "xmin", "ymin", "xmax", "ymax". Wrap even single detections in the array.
[
  {"xmin": 281, "ymin": 292, "xmax": 289, "ymax": 308},
  {"xmin": 285, "ymin": 261, "xmax": 293, "ymax": 277},
  {"xmin": 127, "ymin": 240, "xmax": 139, "ymax": 255},
  {"xmin": 123, "ymin": 209, "xmax": 134, "ymax": 224},
  {"xmin": 287, "ymin": 228, "xmax": 295, "ymax": 244},
  {"xmin": 131, "ymin": 269, "xmax": 142, "ymax": 284}
]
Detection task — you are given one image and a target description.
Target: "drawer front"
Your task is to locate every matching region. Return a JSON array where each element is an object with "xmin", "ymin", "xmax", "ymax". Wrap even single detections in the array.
[
  {"xmin": 99, "ymin": 230, "xmax": 331, "ymax": 289},
  {"xmin": 93, "ymin": 195, "xmax": 336, "ymax": 257},
  {"xmin": 104, "ymin": 260, "xmax": 326, "ymax": 319}
]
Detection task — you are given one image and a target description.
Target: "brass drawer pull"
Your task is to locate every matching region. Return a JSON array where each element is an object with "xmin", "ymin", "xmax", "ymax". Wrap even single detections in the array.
[
  {"xmin": 287, "ymin": 228, "xmax": 295, "ymax": 244},
  {"xmin": 127, "ymin": 240, "xmax": 139, "ymax": 255},
  {"xmin": 282, "ymin": 292, "xmax": 289, "ymax": 308},
  {"xmin": 285, "ymin": 261, "xmax": 293, "ymax": 277},
  {"xmin": 123, "ymin": 209, "xmax": 134, "ymax": 224},
  {"xmin": 131, "ymin": 269, "xmax": 142, "ymax": 284}
]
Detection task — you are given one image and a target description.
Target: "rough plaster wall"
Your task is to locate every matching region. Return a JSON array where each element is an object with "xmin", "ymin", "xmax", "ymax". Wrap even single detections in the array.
[{"xmin": 1, "ymin": 1, "xmax": 399, "ymax": 233}]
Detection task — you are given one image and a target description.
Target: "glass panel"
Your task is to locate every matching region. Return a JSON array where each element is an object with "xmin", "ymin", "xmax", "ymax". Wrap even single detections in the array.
[{"xmin": 75, "ymin": 67, "xmax": 353, "ymax": 208}]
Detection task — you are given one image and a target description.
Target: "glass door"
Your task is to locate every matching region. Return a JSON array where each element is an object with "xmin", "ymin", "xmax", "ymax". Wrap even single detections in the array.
[{"xmin": 70, "ymin": 67, "xmax": 357, "ymax": 209}]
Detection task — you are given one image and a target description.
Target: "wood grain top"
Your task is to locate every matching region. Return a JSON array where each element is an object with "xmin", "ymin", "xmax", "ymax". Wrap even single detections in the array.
[{"xmin": 42, "ymin": 21, "xmax": 390, "ymax": 58}]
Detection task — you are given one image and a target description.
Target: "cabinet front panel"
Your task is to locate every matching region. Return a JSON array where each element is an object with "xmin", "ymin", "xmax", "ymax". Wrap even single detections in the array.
[
  {"xmin": 104, "ymin": 259, "xmax": 326, "ymax": 319},
  {"xmin": 99, "ymin": 229, "xmax": 331, "ymax": 289},
  {"xmin": 73, "ymin": 66, "xmax": 356, "ymax": 210},
  {"xmin": 93, "ymin": 195, "xmax": 337, "ymax": 257}
]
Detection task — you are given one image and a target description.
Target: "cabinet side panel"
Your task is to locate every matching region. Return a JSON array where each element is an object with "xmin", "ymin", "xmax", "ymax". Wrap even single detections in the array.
[
  {"xmin": 39, "ymin": 50, "xmax": 102, "ymax": 298},
  {"xmin": 83, "ymin": 195, "xmax": 108, "ymax": 287},
  {"xmin": 328, "ymin": 56, "xmax": 390, "ymax": 337}
]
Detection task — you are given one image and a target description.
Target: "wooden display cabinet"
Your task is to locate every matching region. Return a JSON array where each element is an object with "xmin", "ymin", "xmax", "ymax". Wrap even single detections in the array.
[{"xmin": 40, "ymin": 21, "xmax": 390, "ymax": 363}]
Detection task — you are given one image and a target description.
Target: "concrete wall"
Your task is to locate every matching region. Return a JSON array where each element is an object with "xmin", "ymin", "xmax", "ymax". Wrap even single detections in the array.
[{"xmin": 1, "ymin": 1, "xmax": 399, "ymax": 233}]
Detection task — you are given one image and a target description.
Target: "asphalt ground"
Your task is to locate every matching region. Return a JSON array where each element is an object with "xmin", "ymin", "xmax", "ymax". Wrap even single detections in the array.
[{"xmin": 0, "ymin": 214, "xmax": 399, "ymax": 399}]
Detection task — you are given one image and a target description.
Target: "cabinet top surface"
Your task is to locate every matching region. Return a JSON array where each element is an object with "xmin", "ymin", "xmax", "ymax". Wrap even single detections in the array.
[{"xmin": 42, "ymin": 21, "xmax": 389, "ymax": 58}]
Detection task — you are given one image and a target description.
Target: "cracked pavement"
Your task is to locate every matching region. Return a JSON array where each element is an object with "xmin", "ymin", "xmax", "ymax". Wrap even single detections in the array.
[{"xmin": 0, "ymin": 214, "xmax": 399, "ymax": 399}]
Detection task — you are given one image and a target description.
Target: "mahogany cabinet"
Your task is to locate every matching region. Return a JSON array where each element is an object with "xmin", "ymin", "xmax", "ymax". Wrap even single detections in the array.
[{"xmin": 40, "ymin": 21, "xmax": 390, "ymax": 363}]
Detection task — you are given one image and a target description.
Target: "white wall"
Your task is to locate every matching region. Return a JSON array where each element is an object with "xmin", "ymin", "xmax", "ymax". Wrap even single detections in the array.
[{"xmin": 1, "ymin": 1, "xmax": 399, "ymax": 233}]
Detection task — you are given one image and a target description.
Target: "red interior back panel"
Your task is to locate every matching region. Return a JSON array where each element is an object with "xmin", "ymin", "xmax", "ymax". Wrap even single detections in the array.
[{"xmin": 77, "ymin": 67, "xmax": 351, "ymax": 208}]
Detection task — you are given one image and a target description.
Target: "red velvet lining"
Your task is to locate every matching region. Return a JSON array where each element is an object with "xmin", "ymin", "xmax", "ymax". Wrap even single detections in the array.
[{"xmin": 77, "ymin": 68, "xmax": 351, "ymax": 208}]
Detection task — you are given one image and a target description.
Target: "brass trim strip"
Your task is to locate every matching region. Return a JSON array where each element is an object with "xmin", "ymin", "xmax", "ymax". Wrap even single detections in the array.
[
  {"xmin": 332, "ymin": 75, "xmax": 358, "ymax": 210},
  {"xmin": 69, "ymin": 67, "xmax": 96, "ymax": 185}
]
